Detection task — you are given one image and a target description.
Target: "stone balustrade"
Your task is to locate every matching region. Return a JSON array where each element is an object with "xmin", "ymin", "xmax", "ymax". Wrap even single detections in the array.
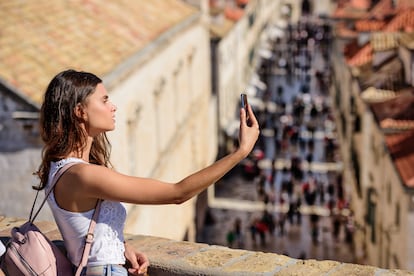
[{"xmin": 1, "ymin": 217, "xmax": 412, "ymax": 275}]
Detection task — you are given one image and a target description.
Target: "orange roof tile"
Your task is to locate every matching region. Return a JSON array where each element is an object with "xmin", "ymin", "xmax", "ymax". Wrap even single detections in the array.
[
  {"xmin": 383, "ymin": 8, "xmax": 414, "ymax": 32},
  {"xmin": 346, "ymin": 8, "xmax": 414, "ymax": 68},
  {"xmin": 384, "ymin": 131, "xmax": 414, "ymax": 188},
  {"xmin": 346, "ymin": 43, "xmax": 373, "ymax": 66},
  {"xmin": 355, "ymin": 19, "xmax": 386, "ymax": 32},
  {"xmin": 0, "ymin": 0, "xmax": 197, "ymax": 105}
]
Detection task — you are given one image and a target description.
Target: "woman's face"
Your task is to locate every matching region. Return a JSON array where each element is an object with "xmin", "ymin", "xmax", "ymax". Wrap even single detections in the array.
[{"xmin": 81, "ymin": 83, "xmax": 117, "ymax": 137}]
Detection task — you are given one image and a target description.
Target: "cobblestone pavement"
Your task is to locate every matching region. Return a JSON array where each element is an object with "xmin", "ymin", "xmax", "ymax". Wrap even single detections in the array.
[{"xmin": 198, "ymin": 16, "xmax": 357, "ymax": 264}]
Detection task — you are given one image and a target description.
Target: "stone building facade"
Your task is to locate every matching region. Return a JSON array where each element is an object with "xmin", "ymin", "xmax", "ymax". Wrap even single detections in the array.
[
  {"xmin": 106, "ymin": 14, "xmax": 214, "ymax": 241},
  {"xmin": 330, "ymin": 0, "xmax": 414, "ymax": 270}
]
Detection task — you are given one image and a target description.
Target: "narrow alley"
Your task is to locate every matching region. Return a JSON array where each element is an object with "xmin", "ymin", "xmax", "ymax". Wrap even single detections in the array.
[{"xmin": 199, "ymin": 15, "xmax": 356, "ymax": 264}]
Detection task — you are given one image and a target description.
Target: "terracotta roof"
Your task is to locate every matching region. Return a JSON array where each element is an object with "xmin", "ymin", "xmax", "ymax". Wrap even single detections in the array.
[
  {"xmin": 0, "ymin": 0, "xmax": 197, "ymax": 105},
  {"xmin": 383, "ymin": 8, "xmax": 414, "ymax": 32},
  {"xmin": 346, "ymin": 32, "xmax": 400, "ymax": 68},
  {"xmin": 345, "ymin": 8, "xmax": 414, "ymax": 67},
  {"xmin": 384, "ymin": 131, "xmax": 414, "ymax": 188},
  {"xmin": 355, "ymin": 0, "xmax": 396, "ymax": 32},
  {"xmin": 355, "ymin": 19, "xmax": 386, "ymax": 32},
  {"xmin": 346, "ymin": 43, "xmax": 373, "ymax": 66}
]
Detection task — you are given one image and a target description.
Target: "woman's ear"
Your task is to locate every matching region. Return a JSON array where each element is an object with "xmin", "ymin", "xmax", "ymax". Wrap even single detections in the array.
[{"xmin": 74, "ymin": 103, "xmax": 85, "ymax": 120}]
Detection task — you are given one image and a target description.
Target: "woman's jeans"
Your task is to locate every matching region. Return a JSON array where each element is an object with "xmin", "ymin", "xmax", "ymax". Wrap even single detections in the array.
[{"xmin": 81, "ymin": 264, "xmax": 127, "ymax": 276}]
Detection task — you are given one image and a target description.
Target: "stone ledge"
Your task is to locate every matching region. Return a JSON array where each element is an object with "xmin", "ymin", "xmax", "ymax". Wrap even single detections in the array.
[
  {"xmin": 1, "ymin": 217, "xmax": 413, "ymax": 275},
  {"xmin": 125, "ymin": 234, "xmax": 413, "ymax": 276}
]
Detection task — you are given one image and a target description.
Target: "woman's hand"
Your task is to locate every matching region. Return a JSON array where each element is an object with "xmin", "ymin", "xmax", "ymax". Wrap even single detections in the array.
[
  {"xmin": 124, "ymin": 242, "xmax": 150, "ymax": 275},
  {"xmin": 238, "ymin": 103, "xmax": 260, "ymax": 157}
]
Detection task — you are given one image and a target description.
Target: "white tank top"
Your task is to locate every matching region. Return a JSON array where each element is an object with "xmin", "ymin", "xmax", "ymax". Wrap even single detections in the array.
[{"xmin": 46, "ymin": 157, "xmax": 126, "ymax": 266}]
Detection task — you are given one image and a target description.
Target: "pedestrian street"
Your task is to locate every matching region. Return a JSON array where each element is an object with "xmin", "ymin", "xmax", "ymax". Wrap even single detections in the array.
[{"xmin": 199, "ymin": 16, "xmax": 356, "ymax": 264}]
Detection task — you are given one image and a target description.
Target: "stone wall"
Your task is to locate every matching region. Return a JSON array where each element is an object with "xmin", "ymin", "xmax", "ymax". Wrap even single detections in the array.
[
  {"xmin": 1, "ymin": 217, "xmax": 412, "ymax": 275},
  {"xmin": 0, "ymin": 149, "xmax": 54, "ymax": 221}
]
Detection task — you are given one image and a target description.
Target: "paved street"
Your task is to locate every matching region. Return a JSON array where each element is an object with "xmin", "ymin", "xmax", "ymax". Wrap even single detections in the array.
[
  {"xmin": 203, "ymin": 167, "xmax": 355, "ymax": 264},
  {"xmin": 198, "ymin": 16, "xmax": 357, "ymax": 264}
]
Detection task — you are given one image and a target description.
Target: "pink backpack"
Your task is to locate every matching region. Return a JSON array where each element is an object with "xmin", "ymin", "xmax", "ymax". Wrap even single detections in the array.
[
  {"xmin": 2, "ymin": 221, "xmax": 73, "ymax": 275},
  {"xmin": 1, "ymin": 163, "xmax": 101, "ymax": 276}
]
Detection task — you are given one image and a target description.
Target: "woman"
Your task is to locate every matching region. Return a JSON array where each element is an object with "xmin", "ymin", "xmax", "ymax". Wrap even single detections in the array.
[{"xmin": 36, "ymin": 69, "xmax": 260, "ymax": 275}]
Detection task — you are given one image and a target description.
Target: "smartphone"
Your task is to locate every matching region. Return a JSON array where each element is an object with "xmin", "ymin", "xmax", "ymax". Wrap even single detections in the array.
[
  {"xmin": 241, "ymin": 93, "xmax": 248, "ymax": 110},
  {"xmin": 241, "ymin": 93, "xmax": 250, "ymax": 124}
]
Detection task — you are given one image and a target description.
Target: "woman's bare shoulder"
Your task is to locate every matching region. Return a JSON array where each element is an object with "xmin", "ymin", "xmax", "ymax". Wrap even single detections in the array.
[{"xmin": 67, "ymin": 163, "xmax": 125, "ymax": 184}]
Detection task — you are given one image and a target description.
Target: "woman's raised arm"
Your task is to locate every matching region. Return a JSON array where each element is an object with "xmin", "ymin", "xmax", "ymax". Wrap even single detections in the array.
[{"xmin": 70, "ymin": 104, "xmax": 260, "ymax": 206}]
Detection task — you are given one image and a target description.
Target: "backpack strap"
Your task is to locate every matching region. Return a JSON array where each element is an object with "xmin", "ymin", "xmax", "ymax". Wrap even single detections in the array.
[
  {"xmin": 29, "ymin": 162, "xmax": 78, "ymax": 222},
  {"xmin": 28, "ymin": 162, "xmax": 103, "ymax": 274},
  {"xmin": 75, "ymin": 199, "xmax": 102, "ymax": 276}
]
